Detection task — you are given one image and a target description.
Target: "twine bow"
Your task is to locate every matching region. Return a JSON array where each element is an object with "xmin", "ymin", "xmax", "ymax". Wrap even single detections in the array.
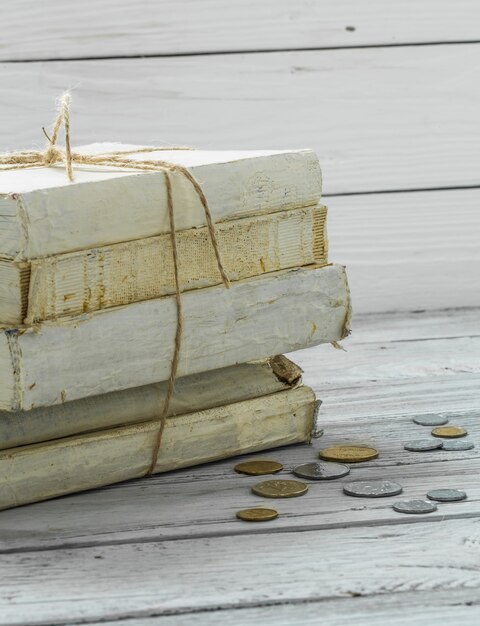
[{"xmin": 0, "ymin": 92, "xmax": 231, "ymax": 475}]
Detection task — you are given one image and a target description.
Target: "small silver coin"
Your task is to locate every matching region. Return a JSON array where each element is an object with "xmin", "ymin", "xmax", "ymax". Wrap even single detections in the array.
[
  {"xmin": 393, "ymin": 499, "xmax": 437, "ymax": 514},
  {"xmin": 427, "ymin": 489, "xmax": 467, "ymax": 502},
  {"xmin": 343, "ymin": 480, "xmax": 403, "ymax": 498},
  {"xmin": 442, "ymin": 440, "xmax": 475, "ymax": 451},
  {"xmin": 293, "ymin": 461, "xmax": 350, "ymax": 481},
  {"xmin": 404, "ymin": 439, "xmax": 443, "ymax": 452},
  {"xmin": 412, "ymin": 414, "xmax": 449, "ymax": 426}
]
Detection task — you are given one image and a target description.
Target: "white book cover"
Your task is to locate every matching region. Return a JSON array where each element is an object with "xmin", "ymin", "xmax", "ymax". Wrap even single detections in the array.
[
  {"xmin": 0, "ymin": 144, "xmax": 321, "ymax": 260},
  {"xmin": 0, "ymin": 386, "xmax": 317, "ymax": 511},
  {"xmin": 0, "ymin": 263, "xmax": 350, "ymax": 411}
]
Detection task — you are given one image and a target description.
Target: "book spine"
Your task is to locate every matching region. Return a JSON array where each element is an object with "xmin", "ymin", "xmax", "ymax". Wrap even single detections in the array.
[
  {"xmin": 1, "ymin": 264, "xmax": 349, "ymax": 411},
  {"xmin": 26, "ymin": 205, "xmax": 327, "ymax": 324},
  {"xmin": 0, "ymin": 386, "xmax": 316, "ymax": 510},
  {"xmin": 0, "ymin": 357, "xmax": 302, "ymax": 450},
  {"xmin": 14, "ymin": 151, "xmax": 321, "ymax": 259}
]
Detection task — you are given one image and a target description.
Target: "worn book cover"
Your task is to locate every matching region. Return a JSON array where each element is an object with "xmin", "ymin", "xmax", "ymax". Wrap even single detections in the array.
[
  {"xmin": 0, "ymin": 264, "xmax": 350, "ymax": 411},
  {"xmin": 0, "ymin": 356, "xmax": 303, "ymax": 449},
  {"xmin": 0, "ymin": 386, "xmax": 318, "ymax": 510},
  {"xmin": 0, "ymin": 145, "xmax": 321, "ymax": 260}
]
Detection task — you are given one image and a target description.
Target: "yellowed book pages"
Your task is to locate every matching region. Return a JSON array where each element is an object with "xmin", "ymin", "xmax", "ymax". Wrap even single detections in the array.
[
  {"xmin": 0, "ymin": 386, "xmax": 316, "ymax": 510},
  {"xmin": 25, "ymin": 205, "xmax": 327, "ymax": 323}
]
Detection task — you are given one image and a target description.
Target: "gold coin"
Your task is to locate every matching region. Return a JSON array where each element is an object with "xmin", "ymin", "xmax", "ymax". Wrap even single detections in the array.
[
  {"xmin": 252, "ymin": 479, "xmax": 308, "ymax": 498},
  {"xmin": 236, "ymin": 508, "xmax": 279, "ymax": 522},
  {"xmin": 319, "ymin": 445, "xmax": 379, "ymax": 463},
  {"xmin": 431, "ymin": 426, "xmax": 467, "ymax": 439},
  {"xmin": 234, "ymin": 460, "xmax": 283, "ymax": 475}
]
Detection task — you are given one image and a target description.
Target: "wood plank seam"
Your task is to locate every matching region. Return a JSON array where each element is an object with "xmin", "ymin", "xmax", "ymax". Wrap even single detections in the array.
[
  {"xmin": 2, "ymin": 509, "xmax": 480, "ymax": 556},
  {"xmin": 324, "ymin": 184, "xmax": 480, "ymax": 197},
  {"xmin": 2, "ymin": 40, "xmax": 480, "ymax": 65},
  {"xmin": 55, "ymin": 590, "xmax": 480, "ymax": 626},
  {"xmin": 7, "ymin": 587, "xmax": 480, "ymax": 626}
]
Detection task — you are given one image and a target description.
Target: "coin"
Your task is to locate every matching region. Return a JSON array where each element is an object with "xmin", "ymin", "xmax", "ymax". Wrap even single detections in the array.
[
  {"xmin": 404, "ymin": 439, "xmax": 443, "ymax": 452},
  {"xmin": 412, "ymin": 414, "xmax": 449, "ymax": 426},
  {"xmin": 426, "ymin": 489, "xmax": 467, "ymax": 502},
  {"xmin": 343, "ymin": 480, "xmax": 403, "ymax": 498},
  {"xmin": 293, "ymin": 461, "xmax": 350, "ymax": 481},
  {"xmin": 431, "ymin": 426, "xmax": 468, "ymax": 439},
  {"xmin": 234, "ymin": 460, "xmax": 283, "ymax": 475},
  {"xmin": 236, "ymin": 508, "xmax": 279, "ymax": 522},
  {"xmin": 392, "ymin": 499, "xmax": 437, "ymax": 514},
  {"xmin": 252, "ymin": 479, "xmax": 308, "ymax": 498},
  {"xmin": 319, "ymin": 445, "xmax": 378, "ymax": 463},
  {"xmin": 442, "ymin": 440, "xmax": 474, "ymax": 451}
]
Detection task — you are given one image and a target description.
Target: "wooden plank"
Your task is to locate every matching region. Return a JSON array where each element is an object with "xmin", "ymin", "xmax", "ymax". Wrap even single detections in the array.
[
  {"xmin": 294, "ymin": 334, "xmax": 480, "ymax": 388},
  {"xmin": 0, "ymin": 1, "xmax": 479, "ymax": 62},
  {"xmin": 2, "ymin": 518, "xmax": 480, "ymax": 624},
  {"xmin": 327, "ymin": 189, "xmax": 480, "ymax": 313},
  {"xmin": 312, "ymin": 375, "xmax": 480, "ymax": 424},
  {"xmin": 292, "ymin": 307, "xmax": 480, "ymax": 388},
  {"xmin": 85, "ymin": 589, "xmax": 480, "ymax": 626},
  {"xmin": 323, "ymin": 308, "xmax": 480, "ymax": 344},
  {"xmin": 0, "ymin": 45, "xmax": 479, "ymax": 195}
]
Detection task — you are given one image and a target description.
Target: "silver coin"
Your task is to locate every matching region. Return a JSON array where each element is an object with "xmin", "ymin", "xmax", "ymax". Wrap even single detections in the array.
[
  {"xmin": 393, "ymin": 499, "xmax": 437, "ymax": 514},
  {"xmin": 427, "ymin": 489, "xmax": 467, "ymax": 502},
  {"xmin": 404, "ymin": 439, "xmax": 443, "ymax": 452},
  {"xmin": 293, "ymin": 461, "xmax": 350, "ymax": 481},
  {"xmin": 412, "ymin": 414, "xmax": 449, "ymax": 426},
  {"xmin": 343, "ymin": 480, "xmax": 403, "ymax": 498},
  {"xmin": 442, "ymin": 440, "xmax": 475, "ymax": 451}
]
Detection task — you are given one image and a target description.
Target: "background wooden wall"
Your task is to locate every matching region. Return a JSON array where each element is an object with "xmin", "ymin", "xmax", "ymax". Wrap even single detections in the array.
[{"xmin": 0, "ymin": 1, "xmax": 479, "ymax": 314}]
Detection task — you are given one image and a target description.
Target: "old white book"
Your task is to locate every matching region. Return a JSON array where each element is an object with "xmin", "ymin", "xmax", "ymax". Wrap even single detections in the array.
[
  {"xmin": 0, "ymin": 355, "xmax": 303, "ymax": 450},
  {"xmin": 0, "ymin": 144, "xmax": 321, "ymax": 260},
  {"xmin": 0, "ymin": 385, "xmax": 317, "ymax": 510},
  {"xmin": 0, "ymin": 263, "xmax": 350, "ymax": 411},
  {"xmin": 2, "ymin": 204, "xmax": 327, "ymax": 325}
]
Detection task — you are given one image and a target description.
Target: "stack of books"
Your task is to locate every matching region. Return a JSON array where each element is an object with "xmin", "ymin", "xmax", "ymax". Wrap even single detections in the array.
[{"xmin": 0, "ymin": 145, "xmax": 350, "ymax": 509}]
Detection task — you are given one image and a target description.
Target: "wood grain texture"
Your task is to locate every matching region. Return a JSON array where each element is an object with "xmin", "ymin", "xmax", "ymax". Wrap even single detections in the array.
[
  {"xmin": 2, "ymin": 518, "xmax": 480, "ymax": 624},
  {"xmin": 327, "ymin": 189, "xmax": 480, "ymax": 313},
  {"xmin": 0, "ymin": 0, "xmax": 478, "ymax": 62},
  {"xmin": 85, "ymin": 590, "xmax": 480, "ymax": 626},
  {"xmin": 0, "ymin": 45, "xmax": 479, "ymax": 195}
]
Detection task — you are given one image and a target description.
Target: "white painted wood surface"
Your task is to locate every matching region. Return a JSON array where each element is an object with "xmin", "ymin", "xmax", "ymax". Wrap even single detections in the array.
[
  {"xmin": 1, "ymin": 45, "xmax": 478, "ymax": 196},
  {"xmin": 86, "ymin": 591, "xmax": 480, "ymax": 626},
  {"xmin": 1, "ymin": 309, "xmax": 479, "ymax": 625},
  {"xmin": 0, "ymin": 0, "xmax": 478, "ymax": 61},
  {"xmin": 3, "ymin": 517, "xmax": 480, "ymax": 625},
  {"xmin": 328, "ymin": 188, "xmax": 480, "ymax": 313}
]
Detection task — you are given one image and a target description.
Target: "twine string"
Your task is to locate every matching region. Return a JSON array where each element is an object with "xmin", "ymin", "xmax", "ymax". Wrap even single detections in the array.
[
  {"xmin": 147, "ymin": 171, "xmax": 183, "ymax": 475},
  {"xmin": 0, "ymin": 92, "xmax": 230, "ymax": 475}
]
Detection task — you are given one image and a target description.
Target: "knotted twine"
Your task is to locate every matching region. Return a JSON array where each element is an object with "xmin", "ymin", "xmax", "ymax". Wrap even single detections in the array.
[{"xmin": 0, "ymin": 93, "xmax": 231, "ymax": 475}]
